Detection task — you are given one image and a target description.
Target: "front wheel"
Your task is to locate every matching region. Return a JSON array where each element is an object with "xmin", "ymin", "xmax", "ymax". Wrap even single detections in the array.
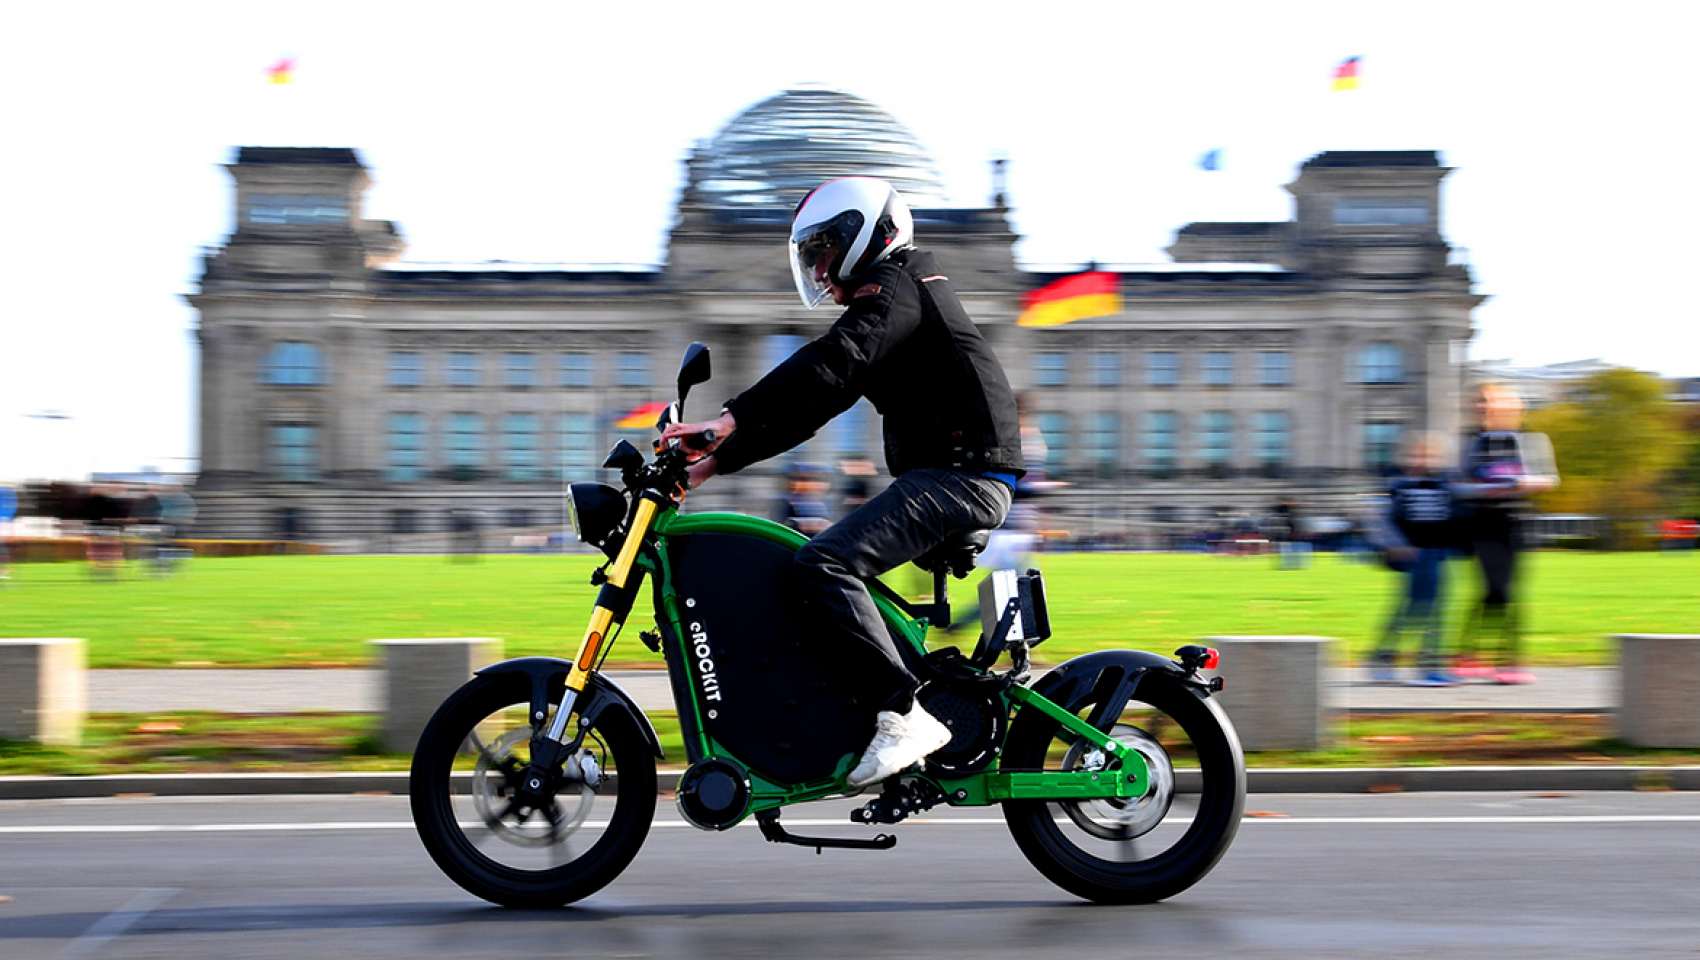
[
  {"xmin": 409, "ymin": 672, "xmax": 656, "ymax": 908},
  {"xmin": 1002, "ymin": 672, "xmax": 1245, "ymax": 904}
]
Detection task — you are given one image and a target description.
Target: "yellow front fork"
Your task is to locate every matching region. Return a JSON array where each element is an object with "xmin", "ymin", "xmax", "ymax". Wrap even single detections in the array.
[
  {"xmin": 564, "ymin": 496, "xmax": 659, "ymax": 693},
  {"xmin": 543, "ymin": 496, "xmax": 660, "ymax": 743}
]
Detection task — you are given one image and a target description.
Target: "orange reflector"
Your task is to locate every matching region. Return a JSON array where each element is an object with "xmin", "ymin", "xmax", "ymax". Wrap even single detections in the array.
[
  {"xmin": 1202, "ymin": 647, "xmax": 1220, "ymax": 670},
  {"xmin": 578, "ymin": 631, "xmax": 603, "ymax": 671}
]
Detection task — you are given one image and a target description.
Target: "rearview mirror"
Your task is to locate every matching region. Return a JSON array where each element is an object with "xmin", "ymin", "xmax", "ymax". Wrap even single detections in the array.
[{"xmin": 676, "ymin": 342, "xmax": 711, "ymax": 410}]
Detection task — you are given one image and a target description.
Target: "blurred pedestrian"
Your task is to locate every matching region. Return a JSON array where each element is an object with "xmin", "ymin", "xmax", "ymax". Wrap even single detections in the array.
[
  {"xmin": 1453, "ymin": 384, "xmax": 1558, "ymax": 684},
  {"xmin": 0, "ymin": 484, "xmax": 16, "ymax": 583},
  {"xmin": 83, "ymin": 484, "xmax": 128, "ymax": 578},
  {"xmin": 776, "ymin": 462, "xmax": 831, "ymax": 536},
  {"xmin": 836, "ymin": 456, "xmax": 876, "ymax": 515},
  {"xmin": 1366, "ymin": 433, "xmax": 1460, "ymax": 686}
]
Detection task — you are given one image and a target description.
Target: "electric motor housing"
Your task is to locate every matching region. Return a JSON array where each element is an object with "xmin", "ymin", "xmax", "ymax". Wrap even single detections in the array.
[{"xmin": 675, "ymin": 758, "xmax": 752, "ymax": 831}]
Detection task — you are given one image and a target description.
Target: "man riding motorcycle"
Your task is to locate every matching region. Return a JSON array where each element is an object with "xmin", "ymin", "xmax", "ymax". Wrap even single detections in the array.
[{"xmin": 661, "ymin": 176, "xmax": 1024, "ymax": 787}]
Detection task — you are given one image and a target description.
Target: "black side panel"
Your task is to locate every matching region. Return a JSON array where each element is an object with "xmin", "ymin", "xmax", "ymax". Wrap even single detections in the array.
[{"xmin": 667, "ymin": 532, "xmax": 880, "ymax": 785}]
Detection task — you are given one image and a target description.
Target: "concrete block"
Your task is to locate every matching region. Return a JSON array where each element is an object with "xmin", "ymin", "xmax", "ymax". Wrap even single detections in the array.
[
  {"xmin": 372, "ymin": 638, "xmax": 502, "ymax": 753},
  {"xmin": 1201, "ymin": 636, "xmax": 1333, "ymax": 751},
  {"xmin": 1616, "ymin": 635, "xmax": 1700, "ymax": 747},
  {"xmin": 0, "ymin": 639, "xmax": 87, "ymax": 745}
]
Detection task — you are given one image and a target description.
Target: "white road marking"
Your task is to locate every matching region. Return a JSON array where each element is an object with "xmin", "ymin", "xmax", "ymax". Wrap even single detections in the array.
[
  {"xmin": 2, "ymin": 814, "xmax": 1699, "ymax": 835},
  {"xmin": 62, "ymin": 887, "xmax": 177, "ymax": 959}
]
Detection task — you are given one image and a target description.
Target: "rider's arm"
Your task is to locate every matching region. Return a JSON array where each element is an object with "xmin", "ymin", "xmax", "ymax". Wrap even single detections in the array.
[{"xmin": 713, "ymin": 278, "xmax": 917, "ymax": 475}]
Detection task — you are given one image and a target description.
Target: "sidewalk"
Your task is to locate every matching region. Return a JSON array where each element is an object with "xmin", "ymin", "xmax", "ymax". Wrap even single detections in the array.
[{"xmin": 88, "ymin": 666, "xmax": 1615, "ymax": 714}]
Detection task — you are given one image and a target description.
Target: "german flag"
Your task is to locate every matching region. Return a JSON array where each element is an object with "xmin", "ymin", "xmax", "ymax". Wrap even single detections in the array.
[
  {"xmin": 614, "ymin": 401, "xmax": 668, "ymax": 430},
  {"xmin": 1017, "ymin": 271, "xmax": 1121, "ymax": 328},
  {"xmin": 266, "ymin": 58, "xmax": 295, "ymax": 85},
  {"xmin": 1332, "ymin": 56, "xmax": 1361, "ymax": 92}
]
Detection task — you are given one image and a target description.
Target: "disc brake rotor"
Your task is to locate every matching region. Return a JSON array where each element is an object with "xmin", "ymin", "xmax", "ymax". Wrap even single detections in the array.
[
  {"xmin": 470, "ymin": 727, "xmax": 597, "ymax": 848},
  {"xmin": 1060, "ymin": 722, "xmax": 1176, "ymax": 840}
]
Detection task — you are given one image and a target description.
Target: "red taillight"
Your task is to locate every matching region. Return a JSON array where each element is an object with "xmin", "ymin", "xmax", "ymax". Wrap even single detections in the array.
[{"xmin": 1202, "ymin": 647, "xmax": 1220, "ymax": 670}]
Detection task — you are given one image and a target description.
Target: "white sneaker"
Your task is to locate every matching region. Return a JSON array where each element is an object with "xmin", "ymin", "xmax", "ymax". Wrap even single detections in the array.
[{"xmin": 846, "ymin": 704, "xmax": 953, "ymax": 788}]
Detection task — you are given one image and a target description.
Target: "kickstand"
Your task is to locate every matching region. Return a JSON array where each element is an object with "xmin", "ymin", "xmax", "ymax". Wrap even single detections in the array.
[{"xmin": 755, "ymin": 810, "xmax": 897, "ymax": 855}]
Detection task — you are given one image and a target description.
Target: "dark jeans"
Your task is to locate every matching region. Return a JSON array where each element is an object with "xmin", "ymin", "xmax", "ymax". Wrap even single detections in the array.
[
  {"xmin": 793, "ymin": 468, "xmax": 1013, "ymax": 713},
  {"xmin": 1462, "ymin": 509, "xmax": 1524, "ymax": 665},
  {"xmin": 1374, "ymin": 547, "xmax": 1448, "ymax": 669}
]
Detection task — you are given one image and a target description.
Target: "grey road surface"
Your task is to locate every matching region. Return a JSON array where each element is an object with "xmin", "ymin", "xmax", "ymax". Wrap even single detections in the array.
[
  {"xmin": 90, "ymin": 666, "xmax": 1614, "ymax": 713},
  {"xmin": 2, "ymin": 791, "xmax": 1697, "ymax": 959}
]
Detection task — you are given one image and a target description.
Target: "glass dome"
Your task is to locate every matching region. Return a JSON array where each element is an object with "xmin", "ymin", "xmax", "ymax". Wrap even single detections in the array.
[{"xmin": 697, "ymin": 88, "xmax": 947, "ymax": 208}]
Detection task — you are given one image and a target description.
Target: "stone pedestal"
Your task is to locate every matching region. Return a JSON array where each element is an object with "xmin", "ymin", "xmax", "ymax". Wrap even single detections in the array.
[
  {"xmin": 1201, "ymin": 636, "xmax": 1333, "ymax": 751},
  {"xmin": 0, "ymin": 638, "xmax": 86, "ymax": 745},
  {"xmin": 1616, "ymin": 635, "xmax": 1700, "ymax": 747},
  {"xmin": 372, "ymin": 638, "xmax": 502, "ymax": 753}
]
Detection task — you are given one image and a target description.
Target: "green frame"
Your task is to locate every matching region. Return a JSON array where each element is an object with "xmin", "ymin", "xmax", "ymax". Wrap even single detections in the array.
[{"xmin": 640, "ymin": 507, "xmax": 1150, "ymax": 822}]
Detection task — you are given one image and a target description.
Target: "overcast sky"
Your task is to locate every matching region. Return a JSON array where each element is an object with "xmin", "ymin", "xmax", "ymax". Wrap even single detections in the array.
[{"xmin": 2, "ymin": 0, "xmax": 1696, "ymax": 480}]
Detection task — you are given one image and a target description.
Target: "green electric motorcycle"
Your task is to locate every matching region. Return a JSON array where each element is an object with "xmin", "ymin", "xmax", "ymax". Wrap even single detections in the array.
[{"xmin": 410, "ymin": 343, "xmax": 1246, "ymax": 907}]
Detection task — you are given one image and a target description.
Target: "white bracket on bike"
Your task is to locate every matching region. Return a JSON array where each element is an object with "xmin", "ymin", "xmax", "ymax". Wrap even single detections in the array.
[{"xmin": 978, "ymin": 568, "xmax": 1050, "ymax": 644}]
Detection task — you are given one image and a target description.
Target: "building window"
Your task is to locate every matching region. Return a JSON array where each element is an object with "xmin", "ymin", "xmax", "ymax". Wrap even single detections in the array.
[
  {"xmin": 617, "ymin": 351, "xmax": 649, "ymax": 387},
  {"xmin": 246, "ymin": 194, "xmax": 348, "ymax": 225},
  {"xmin": 1360, "ymin": 342, "xmax": 1403, "ymax": 384},
  {"xmin": 386, "ymin": 413, "xmax": 425, "ymax": 482},
  {"xmin": 1258, "ymin": 351, "xmax": 1292, "ymax": 387},
  {"xmin": 504, "ymin": 352, "xmax": 537, "ymax": 389},
  {"xmin": 1333, "ymin": 198, "xmax": 1429, "ymax": 226},
  {"xmin": 447, "ymin": 413, "xmax": 484, "ymax": 476},
  {"xmin": 1200, "ymin": 410, "xmax": 1233, "ymax": 472},
  {"xmin": 559, "ymin": 352, "xmax": 593, "ymax": 388},
  {"xmin": 262, "ymin": 341, "xmax": 324, "ymax": 386},
  {"xmin": 1086, "ymin": 411, "xmax": 1120, "ymax": 474},
  {"xmin": 1202, "ymin": 351, "xmax": 1233, "ymax": 387},
  {"xmin": 1034, "ymin": 352, "xmax": 1068, "ymax": 387},
  {"xmin": 1255, "ymin": 411, "xmax": 1291, "ymax": 473},
  {"xmin": 1142, "ymin": 411, "xmax": 1178, "ymax": 476},
  {"xmin": 1035, "ymin": 412, "xmax": 1070, "ymax": 475},
  {"xmin": 501, "ymin": 414, "xmax": 540, "ymax": 482},
  {"xmin": 387, "ymin": 351, "xmax": 422, "ymax": 388},
  {"xmin": 559, "ymin": 412, "xmax": 597, "ymax": 481},
  {"xmin": 1146, "ymin": 351, "xmax": 1178, "ymax": 388},
  {"xmin": 1089, "ymin": 351, "xmax": 1121, "ymax": 387},
  {"xmin": 390, "ymin": 508, "xmax": 418, "ymax": 535},
  {"xmin": 269, "ymin": 424, "xmax": 318, "ymax": 481},
  {"xmin": 447, "ymin": 352, "xmax": 480, "ymax": 388},
  {"xmin": 1364, "ymin": 421, "xmax": 1403, "ymax": 473}
]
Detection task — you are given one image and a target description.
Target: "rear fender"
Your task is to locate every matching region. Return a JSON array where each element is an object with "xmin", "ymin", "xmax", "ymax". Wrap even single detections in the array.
[
  {"xmin": 1025, "ymin": 649, "xmax": 1191, "ymax": 735},
  {"xmin": 474, "ymin": 656, "xmax": 664, "ymax": 759}
]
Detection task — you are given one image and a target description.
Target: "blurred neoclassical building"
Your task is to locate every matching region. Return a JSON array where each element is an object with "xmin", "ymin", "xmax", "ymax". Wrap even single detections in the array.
[{"xmin": 191, "ymin": 87, "xmax": 1480, "ymax": 546}]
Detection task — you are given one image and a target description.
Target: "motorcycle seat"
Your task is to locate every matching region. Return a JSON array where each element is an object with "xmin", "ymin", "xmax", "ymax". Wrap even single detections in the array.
[{"xmin": 913, "ymin": 528, "xmax": 991, "ymax": 579}]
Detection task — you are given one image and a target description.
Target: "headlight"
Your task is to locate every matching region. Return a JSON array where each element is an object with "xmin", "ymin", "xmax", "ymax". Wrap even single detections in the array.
[{"xmin": 566, "ymin": 482, "xmax": 627, "ymax": 550}]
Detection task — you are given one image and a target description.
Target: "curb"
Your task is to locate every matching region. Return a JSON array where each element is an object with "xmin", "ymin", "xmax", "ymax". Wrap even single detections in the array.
[{"xmin": 3, "ymin": 766, "xmax": 1697, "ymax": 800}]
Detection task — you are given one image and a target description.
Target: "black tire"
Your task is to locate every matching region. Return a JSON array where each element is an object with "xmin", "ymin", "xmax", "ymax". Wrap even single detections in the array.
[
  {"xmin": 1002, "ymin": 673, "xmax": 1245, "ymax": 904},
  {"xmin": 409, "ymin": 672, "xmax": 656, "ymax": 908}
]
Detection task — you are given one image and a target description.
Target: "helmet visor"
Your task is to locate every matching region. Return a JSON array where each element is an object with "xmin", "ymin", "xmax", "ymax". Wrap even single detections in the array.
[{"xmin": 788, "ymin": 227, "xmax": 837, "ymax": 309}]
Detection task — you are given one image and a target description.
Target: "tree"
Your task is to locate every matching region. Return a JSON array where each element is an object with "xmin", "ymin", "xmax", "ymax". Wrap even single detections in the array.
[
  {"xmin": 1671, "ymin": 406, "xmax": 1700, "ymax": 519},
  {"xmin": 1523, "ymin": 368, "xmax": 1686, "ymax": 548}
]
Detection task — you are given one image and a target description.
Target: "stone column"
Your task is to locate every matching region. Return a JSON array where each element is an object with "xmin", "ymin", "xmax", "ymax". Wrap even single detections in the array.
[
  {"xmin": 1616, "ymin": 635, "xmax": 1700, "ymax": 747},
  {"xmin": 372, "ymin": 638, "xmax": 502, "ymax": 753},
  {"xmin": 1201, "ymin": 636, "xmax": 1333, "ymax": 751},
  {"xmin": 0, "ymin": 638, "xmax": 87, "ymax": 745}
]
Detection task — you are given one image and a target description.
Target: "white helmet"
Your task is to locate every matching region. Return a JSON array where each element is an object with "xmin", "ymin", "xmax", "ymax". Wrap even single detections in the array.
[{"xmin": 788, "ymin": 177, "xmax": 914, "ymax": 308}]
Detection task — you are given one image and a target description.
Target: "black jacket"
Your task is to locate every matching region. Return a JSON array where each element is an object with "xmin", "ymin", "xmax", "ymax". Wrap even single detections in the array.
[{"xmin": 713, "ymin": 249, "xmax": 1025, "ymax": 479}]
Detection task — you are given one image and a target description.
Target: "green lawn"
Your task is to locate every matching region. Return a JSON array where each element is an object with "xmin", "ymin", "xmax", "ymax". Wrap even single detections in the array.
[{"xmin": 0, "ymin": 551, "xmax": 1693, "ymax": 668}]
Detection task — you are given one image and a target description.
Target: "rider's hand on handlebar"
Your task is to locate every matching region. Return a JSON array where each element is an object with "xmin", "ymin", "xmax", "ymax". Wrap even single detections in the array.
[
  {"xmin": 685, "ymin": 456, "xmax": 718, "ymax": 489},
  {"xmin": 661, "ymin": 412, "xmax": 735, "ymax": 461}
]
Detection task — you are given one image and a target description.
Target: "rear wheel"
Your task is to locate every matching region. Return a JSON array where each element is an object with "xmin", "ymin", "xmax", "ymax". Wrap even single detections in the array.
[
  {"xmin": 409, "ymin": 673, "xmax": 656, "ymax": 908},
  {"xmin": 1002, "ymin": 673, "xmax": 1245, "ymax": 903}
]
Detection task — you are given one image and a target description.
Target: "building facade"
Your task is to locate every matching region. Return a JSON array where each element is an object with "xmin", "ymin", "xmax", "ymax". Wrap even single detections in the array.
[{"xmin": 191, "ymin": 89, "xmax": 1480, "ymax": 548}]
